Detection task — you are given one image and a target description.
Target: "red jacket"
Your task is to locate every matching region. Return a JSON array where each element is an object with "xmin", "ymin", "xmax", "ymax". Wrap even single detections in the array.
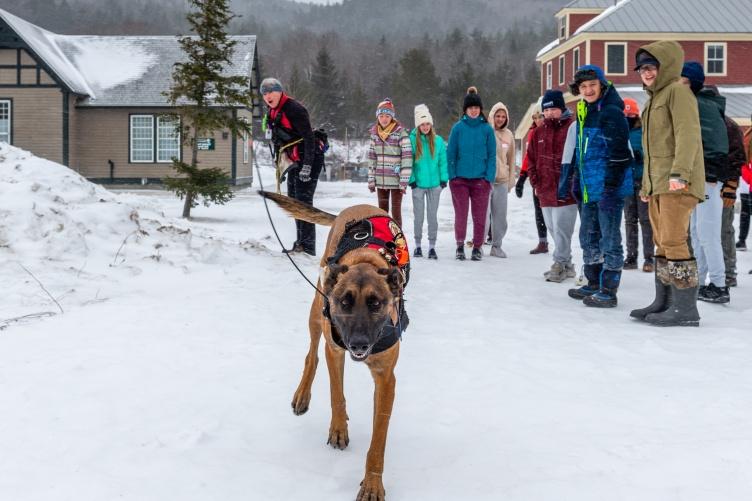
[{"xmin": 527, "ymin": 115, "xmax": 576, "ymax": 207}]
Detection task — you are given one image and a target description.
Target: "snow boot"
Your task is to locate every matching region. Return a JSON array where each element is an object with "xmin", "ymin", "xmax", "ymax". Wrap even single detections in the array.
[
  {"xmin": 568, "ymin": 263, "xmax": 602, "ymax": 299},
  {"xmin": 428, "ymin": 248, "xmax": 438, "ymax": 260},
  {"xmin": 414, "ymin": 247, "xmax": 423, "ymax": 258},
  {"xmin": 583, "ymin": 269, "xmax": 620, "ymax": 308},
  {"xmin": 471, "ymin": 247, "xmax": 483, "ymax": 261},
  {"xmin": 646, "ymin": 259, "xmax": 700, "ymax": 327},
  {"xmin": 623, "ymin": 255, "xmax": 638, "ymax": 270},
  {"xmin": 530, "ymin": 241, "xmax": 548, "ymax": 254},
  {"xmin": 630, "ymin": 256, "xmax": 670, "ymax": 321},
  {"xmin": 455, "ymin": 245, "xmax": 466, "ymax": 261},
  {"xmin": 642, "ymin": 257, "xmax": 654, "ymax": 273}
]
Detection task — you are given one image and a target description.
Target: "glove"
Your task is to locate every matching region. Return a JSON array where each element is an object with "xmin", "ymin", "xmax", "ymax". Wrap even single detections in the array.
[
  {"xmin": 515, "ymin": 172, "xmax": 527, "ymax": 198},
  {"xmin": 440, "ymin": 182, "xmax": 447, "ymax": 189},
  {"xmin": 298, "ymin": 164, "xmax": 312, "ymax": 182},
  {"xmin": 722, "ymin": 182, "xmax": 737, "ymax": 209},
  {"xmin": 368, "ymin": 180, "xmax": 376, "ymax": 193},
  {"xmin": 409, "ymin": 182, "xmax": 417, "ymax": 189}
]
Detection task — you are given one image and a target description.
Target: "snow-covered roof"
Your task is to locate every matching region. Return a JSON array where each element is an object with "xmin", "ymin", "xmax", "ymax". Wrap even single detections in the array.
[
  {"xmin": 0, "ymin": 8, "xmax": 256, "ymax": 106},
  {"xmin": 536, "ymin": 38, "xmax": 560, "ymax": 59}
]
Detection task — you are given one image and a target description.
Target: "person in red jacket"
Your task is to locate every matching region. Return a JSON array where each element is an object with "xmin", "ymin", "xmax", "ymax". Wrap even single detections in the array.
[
  {"xmin": 527, "ymin": 90, "xmax": 578, "ymax": 282},
  {"xmin": 515, "ymin": 110, "xmax": 549, "ymax": 254}
]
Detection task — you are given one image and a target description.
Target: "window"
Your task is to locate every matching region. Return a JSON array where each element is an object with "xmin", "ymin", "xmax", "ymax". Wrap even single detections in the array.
[
  {"xmin": 558, "ymin": 55, "xmax": 566, "ymax": 85},
  {"xmin": 0, "ymin": 100, "xmax": 10, "ymax": 144},
  {"xmin": 559, "ymin": 15, "xmax": 567, "ymax": 39},
  {"xmin": 157, "ymin": 115, "xmax": 181, "ymax": 163},
  {"xmin": 705, "ymin": 42, "xmax": 726, "ymax": 76},
  {"xmin": 573, "ymin": 47, "xmax": 580, "ymax": 75},
  {"xmin": 605, "ymin": 43, "xmax": 627, "ymax": 75},
  {"xmin": 546, "ymin": 61, "xmax": 553, "ymax": 89},
  {"xmin": 130, "ymin": 115, "xmax": 154, "ymax": 163}
]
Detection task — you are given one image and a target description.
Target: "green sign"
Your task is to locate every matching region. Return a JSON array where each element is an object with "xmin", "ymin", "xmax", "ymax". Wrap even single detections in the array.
[{"xmin": 197, "ymin": 138, "xmax": 215, "ymax": 151}]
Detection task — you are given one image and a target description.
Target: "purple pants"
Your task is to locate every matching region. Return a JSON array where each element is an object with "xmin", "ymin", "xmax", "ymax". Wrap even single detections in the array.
[{"xmin": 450, "ymin": 177, "xmax": 492, "ymax": 248}]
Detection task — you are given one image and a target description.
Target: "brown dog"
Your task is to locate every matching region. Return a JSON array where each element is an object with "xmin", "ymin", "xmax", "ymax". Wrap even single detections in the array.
[{"xmin": 260, "ymin": 191, "xmax": 406, "ymax": 501}]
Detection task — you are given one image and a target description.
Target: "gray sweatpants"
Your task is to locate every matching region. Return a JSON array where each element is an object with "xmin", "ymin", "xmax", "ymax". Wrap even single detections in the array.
[
  {"xmin": 412, "ymin": 186, "xmax": 442, "ymax": 248},
  {"xmin": 541, "ymin": 204, "xmax": 578, "ymax": 265},
  {"xmin": 722, "ymin": 205, "xmax": 736, "ymax": 280},
  {"xmin": 484, "ymin": 182, "xmax": 509, "ymax": 248},
  {"xmin": 690, "ymin": 182, "xmax": 725, "ymax": 286}
]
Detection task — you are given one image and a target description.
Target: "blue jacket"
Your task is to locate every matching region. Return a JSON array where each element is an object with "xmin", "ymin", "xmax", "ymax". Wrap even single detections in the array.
[
  {"xmin": 629, "ymin": 127, "xmax": 644, "ymax": 185},
  {"xmin": 560, "ymin": 85, "xmax": 633, "ymax": 204},
  {"xmin": 447, "ymin": 114, "xmax": 496, "ymax": 183}
]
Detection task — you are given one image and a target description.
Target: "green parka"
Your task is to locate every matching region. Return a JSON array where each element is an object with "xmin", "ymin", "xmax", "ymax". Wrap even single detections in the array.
[{"xmin": 638, "ymin": 40, "xmax": 705, "ymax": 201}]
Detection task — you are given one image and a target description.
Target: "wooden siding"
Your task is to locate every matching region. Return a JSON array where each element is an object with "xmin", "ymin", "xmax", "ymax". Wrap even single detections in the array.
[{"xmin": 0, "ymin": 87, "xmax": 64, "ymax": 164}]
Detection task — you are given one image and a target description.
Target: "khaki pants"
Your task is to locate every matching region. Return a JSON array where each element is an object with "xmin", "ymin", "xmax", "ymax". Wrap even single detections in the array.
[{"xmin": 648, "ymin": 193, "xmax": 698, "ymax": 260}]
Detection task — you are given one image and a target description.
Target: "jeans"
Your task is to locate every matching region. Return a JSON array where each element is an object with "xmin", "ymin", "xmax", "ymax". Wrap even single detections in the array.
[
  {"xmin": 579, "ymin": 195, "xmax": 625, "ymax": 271},
  {"xmin": 450, "ymin": 178, "xmax": 492, "ymax": 248},
  {"xmin": 412, "ymin": 186, "xmax": 442, "ymax": 248},
  {"xmin": 541, "ymin": 204, "xmax": 578, "ymax": 265},
  {"xmin": 690, "ymin": 182, "xmax": 725, "ymax": 286},
  {"xmin": 624, "ymin": 189, "xmax": 654, "ymax": 260},
  {"xmin": 722, "ymin": 205, "xmax": 736, "ymax": 279},
  {"xmin": 286, "ymin": 162, "xmax": 321, "ymax": 254}
]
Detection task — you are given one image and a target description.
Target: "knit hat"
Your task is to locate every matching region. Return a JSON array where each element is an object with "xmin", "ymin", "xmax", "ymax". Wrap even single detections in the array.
[
  {"xmin": 541, "ymin": 89, "xmax": 566, "ymax": 111},
  {"xmin": 414, "ymin": 104, "xmax": 433, "ymax": 127},
  {"xmin": 463, "ymin": 86, "xmax": 483, "ymax": 113},
  {"xmin": 376, "ymin": 98, "xmax": 396, "ymax": 118},
  {"xmin": 623, "ymin": 98, "xmax": 640, "ymax": 118},
  {"xmin": 633, "ymin": 51, "xmax": 660, "ymax": 71},
  {"xmin": 681, "ymin": 61, "xmax": 705, "ymax": 95},
  {"xmin": 260, "ymin": 77, "xmax": 284, "ymax": 95},
  {"xmin": 569, "ymin": 65, "xmax": 608, "ymax": 95}
]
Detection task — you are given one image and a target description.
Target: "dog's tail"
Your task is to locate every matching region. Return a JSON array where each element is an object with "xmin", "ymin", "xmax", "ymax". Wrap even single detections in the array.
[{"xmin": 258, "ymin": 190, "xmax": 336, "ymax": 226}]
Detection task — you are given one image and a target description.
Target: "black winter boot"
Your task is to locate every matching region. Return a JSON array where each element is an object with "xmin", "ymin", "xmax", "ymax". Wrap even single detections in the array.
[
  {"xmin": 630, "ymin": 256, "xmax": 670, "ymax": 320},
  {"xmin": 455, "ymin": 245, "xmax": 466, "ymax": 261},
  {"xmin": 645, "ymin": 259, "xmax": 700, "ymax": 327},
  {"xmin": 568, "ymin": 263, "xmax": 602, "ymax": 300},
  {"xmin": 583, "ymin": 269, "xmax": 620, "ymax": 308},
  {"xmin": 471, "ymin": 247, "xmax": 483, "ymax": 261}
]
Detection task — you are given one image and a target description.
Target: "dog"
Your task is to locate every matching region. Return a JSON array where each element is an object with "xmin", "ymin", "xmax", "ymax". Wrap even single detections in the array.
[{"xmin": 259, "ymin": 191, "xmax": 409, "ymax": 501}]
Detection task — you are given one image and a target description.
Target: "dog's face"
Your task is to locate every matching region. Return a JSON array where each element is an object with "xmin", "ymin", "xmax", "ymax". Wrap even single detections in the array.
[{"xmin": 324, "ymin": 263, "xmax": 402, "ymax": 361}]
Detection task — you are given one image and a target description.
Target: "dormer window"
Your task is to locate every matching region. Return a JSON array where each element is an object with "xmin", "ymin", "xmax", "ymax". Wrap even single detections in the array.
[{"xmin": 559, "ymin": 16, "xmax": 567, "ymax": 39}]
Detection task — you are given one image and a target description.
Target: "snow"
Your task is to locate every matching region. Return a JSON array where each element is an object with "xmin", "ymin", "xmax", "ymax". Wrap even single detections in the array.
[
  {"xmin": 573, "ymin": 0, "xmax": 634, "ymax": 36},
  {"xmin": 536, "ymin": 38, "xmax": 560, "ymax": 59},
  {"xmin": 2, "ymin": 143, "xmax": 752, "ymax": 500}
]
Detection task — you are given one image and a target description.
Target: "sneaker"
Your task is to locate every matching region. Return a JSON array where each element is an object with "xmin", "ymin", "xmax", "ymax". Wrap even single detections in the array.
[
  {"xmin": 623, "ymin": 255, "xmax": 638, "ymax": 270},
  {"xmin": 428, "ymin": 248, "xmax": 438, "ymax": 260},
  {"xmin": 564, "ymin": 262, "xmax": 576, "ymax": 278},
  {"xmin": 736, "ymin": 240, "xmax": 747, "ymax": 251},
  {"xmin": 413, "ymin": 247, "xmax": 423, "ymax": 258},
  {"xmin": 485, "ymin": 236, "xmax": 493, "ymax": 246},
  {"xmin": 490, "ymin": 246, "xmax": 507, "ymax": 258},
  {"xmin": 545, "ymin": 262, "xmax": 565, "ymax": 282},
  {"xmin": 642, "ymin": 258, "xmax": 654, "ymax": 273},
  {"xmin": 698, "ymin": 283, "xmax": 730, "ymax": 304},
  {"xmin": 530, "ymin": 242, "xmax": 549, "ymax": 254},
  {"xmin": 456, "ymin": 246, "xmax": 466, "ymax": 261},
  {"xmin": 471, "ymin": 248, "xmax": 482, "ymax": 261},
  {"xmin": 726, "ymin": 276, "xmax": 737, "ymax": 288}
]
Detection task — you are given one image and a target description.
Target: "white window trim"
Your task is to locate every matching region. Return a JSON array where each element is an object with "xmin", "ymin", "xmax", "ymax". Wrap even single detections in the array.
[
  {"xmin": 573, "ymin": 47, "xmax": 581, "ymax": 76},
  {"xmin": 558, "ymin": 55, "xmax": 566, "ymax": 85},
  {"xmin": 130, "ymin": 115, "xmax": 154, "ymax": 163},
  {"xmin": 558, "ymin": 15, "xmax": 568, "ymax": 40},
  {"xmin": 0, "ymin": 99, "xmax": 10, "ymax": 144},
  {"xmin": 604, "ymin": 42, "xmax": 628, "ymax": 76},
  {"xmin": 546, "ymin": 61, "xmax": 553, "ymax": 89},
  {"xmin": 704, "ymin": 42, "xmax": 727, "ymax": 77},
  {"xmin": 241, "ymin": 118, "xmax": 250, "ymax": 164},
  {"xmin": 156, "ymin": 115, "xmax": 181, "ymax": 163}
]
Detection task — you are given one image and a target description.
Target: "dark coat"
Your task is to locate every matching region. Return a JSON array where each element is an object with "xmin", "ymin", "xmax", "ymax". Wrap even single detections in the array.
[
  {"xmin": 724, "ymin": 115, "xmax": 746, "ymax": 183},
  {"xmin": 527, "ymin": 113, "xmax": 576, "ymax": 207},
  {"xmin": 696, "ymin": 88, "xmax": 729, "ymax": 183}
]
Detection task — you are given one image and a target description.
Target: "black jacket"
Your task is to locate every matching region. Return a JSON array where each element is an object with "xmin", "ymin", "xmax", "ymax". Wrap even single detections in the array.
[
  {"xmin": 724, "ymin": 115, "xmax": 746, "ymax": 182},
  {"xmin": 268, "ymin": 96, "xmax": 320, "ymax": 166}
]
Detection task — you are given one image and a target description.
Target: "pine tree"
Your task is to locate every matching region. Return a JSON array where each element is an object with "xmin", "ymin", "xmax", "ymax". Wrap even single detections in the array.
[
  {"xmin": 163, "ymin": 0, "xmax": 251, "ymax": 219},
  {"xmin": 393, "ymin": 47, "xmax": 442, "ymax": 128},
  {"xmin": 309, "ymin": 45, "xmax": 343, "ymax": 135}
]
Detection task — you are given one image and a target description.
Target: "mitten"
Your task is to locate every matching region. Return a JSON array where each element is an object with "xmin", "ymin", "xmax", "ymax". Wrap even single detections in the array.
[{"xmin": 298, "ymin": 164, "xmax": 312, "ymax": 182}]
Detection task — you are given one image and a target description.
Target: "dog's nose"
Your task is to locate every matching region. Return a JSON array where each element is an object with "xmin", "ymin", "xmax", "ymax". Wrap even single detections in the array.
[{"xmin": 348, "ymin": 342, "xmax": 369, "ymax": 354}]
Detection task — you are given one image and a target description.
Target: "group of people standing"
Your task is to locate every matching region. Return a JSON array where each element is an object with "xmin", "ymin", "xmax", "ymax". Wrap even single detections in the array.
[{"xmin": 260, "ymin": 38, "xmax": 751, "ymax": 327}]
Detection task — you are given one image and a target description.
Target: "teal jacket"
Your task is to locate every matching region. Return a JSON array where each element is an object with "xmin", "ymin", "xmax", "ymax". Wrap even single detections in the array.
[
  {"xmin": 447, "ymin": 115, "xmax": 496, "ymax": 182},
  {"xmin": 408, "ymin": 130, "xmax": 448, "ymax": 189}
]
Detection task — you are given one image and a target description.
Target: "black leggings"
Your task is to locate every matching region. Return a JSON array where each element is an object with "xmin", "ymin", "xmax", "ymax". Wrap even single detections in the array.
[
  {"xmin": 740, "ymin": 193, "xmax": 752, "ymax": 243},
  {"xmin": 533, "ymin": 194, "xmax": 547, "ymax": 241}
]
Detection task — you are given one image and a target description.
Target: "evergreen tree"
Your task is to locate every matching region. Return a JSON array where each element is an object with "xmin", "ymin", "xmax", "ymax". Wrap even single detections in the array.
[
  {"xmin": 393, "ymin": 48, "xmax": 442, "ymax": 129},
  {"xmin": 163, "ymin": 0, "xmax": 251, "ymax": 219},
  {"xmin": 309, "ymin": 45, "xmax": 343, "ymax": 135}
]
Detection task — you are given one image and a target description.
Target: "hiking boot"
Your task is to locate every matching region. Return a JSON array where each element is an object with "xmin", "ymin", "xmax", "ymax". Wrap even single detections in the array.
[
  {"xmin": 568, "ymin": 263, "xmax": 602, "ymax": 299},
  {"xmin": 642, "ymin": 258, "xmax": 654, "ymax": 273},
  {"xmin": 530, "ymin": 241, "xmax": 548, "ymax": 254},
  {"xmin": 583, "ymin": 269, "xmax": 620, "ymax": 308},
  {"xmin": 736, "ymin": 240, "xmax": 747, "ymax": 251},
  {"xmin": 471, "ymin": 247, "xmax": 483, "ymax": 261},
  {"xmin": 283, "ymin": 242, "xmax": 304, "ymax": 254},
  {"xmin": 623, "ymin": 255, "xmax": 638, "ymax": 270},
  {"xmin": 490, "ymin": 246, "xmax": 507, "ymax": 258},
  {"xmin": 428, "ymin": 248, "xmax": 438, "ymax": 260},
  {"xmin": 630, "ymin": 256, "xmax": 669, "ymax": 321},
  {"xmin": 698, "ymin": 283, "xmax": 730, "ymax": 304},
  {"xmin": 413, "ymin": 247, "xmax": 423, "ymax": 258},
  {"xmin": 545, "ymin": 262, "xmax": 566, "ymax": 283},
  {"xmin": 646, "ymin": 259, "xmax": 700, "ymax": 327},
  {"xmin": 455, "ymin": 245, "xmax": 466, "ymax": 261},
  {"xmin": 726, "ymin": 276, "xmax": 737, "ymax": 288}
]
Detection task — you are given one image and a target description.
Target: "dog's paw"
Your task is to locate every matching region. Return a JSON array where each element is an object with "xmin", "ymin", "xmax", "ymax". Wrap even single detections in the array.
[
  {"xmin": 327, "ymin": 427, "xmax": 349, "ymax": 450},
  {"xmin": 357, "ymin": 474, "xmax": 385, "ymax": 501},
  {"xmin": 291, "ymin": 391, "xmax": 311, "ymax": 415}
]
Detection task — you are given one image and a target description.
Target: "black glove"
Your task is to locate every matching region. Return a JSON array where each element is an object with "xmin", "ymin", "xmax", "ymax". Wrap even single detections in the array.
[
  {"xmin": 298, "ymin": 164, "xmax": 312, "ymax": 182},
  {"xmin": 440, "ymin": 182, "xmax": 447, "ymax": 189},
  {"xmin": 515, "ymin": 172, "xmax": 527, "ymax": 198},
  {"xmin": 409, "ymin": 182, "xmax": 417, "ymax": 189}
]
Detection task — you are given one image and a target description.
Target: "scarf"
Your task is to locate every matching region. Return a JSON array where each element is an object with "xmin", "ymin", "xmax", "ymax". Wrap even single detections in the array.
[{"xmin": 377, "ymin": 120, "xmax": 397, "ymax": 142}]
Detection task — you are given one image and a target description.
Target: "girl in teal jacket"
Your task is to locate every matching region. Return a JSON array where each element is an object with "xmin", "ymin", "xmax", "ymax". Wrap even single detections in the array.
[{"xmin": 409, "ymin": 104, "xmax": 448, "ymax": 259}]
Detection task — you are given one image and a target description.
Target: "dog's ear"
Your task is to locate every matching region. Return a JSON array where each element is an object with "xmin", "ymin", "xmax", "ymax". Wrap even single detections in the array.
[
  {"xmin": 324, "ymin": 264, "xmax": 349, "ymax": 293},
  {"xmin": 378, "ymin": 267, "xmax": 402, "ymax": 297}
]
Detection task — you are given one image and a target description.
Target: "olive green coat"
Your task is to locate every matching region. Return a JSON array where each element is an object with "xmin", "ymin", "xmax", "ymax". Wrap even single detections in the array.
[{"xmin": 638, "ymin": 40, "xmax": 705, "ymax": 201}]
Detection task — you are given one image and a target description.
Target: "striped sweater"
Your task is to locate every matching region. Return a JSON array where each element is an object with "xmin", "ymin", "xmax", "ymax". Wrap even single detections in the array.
[{"xmin": 368, "ymin": 122, "xmax": 413, "ymax": 189}]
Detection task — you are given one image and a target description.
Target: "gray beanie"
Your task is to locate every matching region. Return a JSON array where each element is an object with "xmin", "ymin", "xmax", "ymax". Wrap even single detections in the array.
[{"xmin": 260, "ymin": 77, "xmax": 284, "ymax": 95}]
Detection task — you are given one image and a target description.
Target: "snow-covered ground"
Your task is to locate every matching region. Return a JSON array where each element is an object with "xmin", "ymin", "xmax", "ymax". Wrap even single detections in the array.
[{"xmin": 1, "ymin": 143, "xmax": 752, "ymax": 500}]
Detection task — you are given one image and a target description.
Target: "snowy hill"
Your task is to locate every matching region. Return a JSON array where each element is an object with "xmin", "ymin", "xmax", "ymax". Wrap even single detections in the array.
[{"xmin": 1, "ymin": 145, "xmax": 752, "ymax": 500}]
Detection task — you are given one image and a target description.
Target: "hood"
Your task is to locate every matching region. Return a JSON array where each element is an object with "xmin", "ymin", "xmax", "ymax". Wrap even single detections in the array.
[
  {"xmin": 489, "ymin": 102, "xmax": 510, "ymax": 130},
  {"xmin": 636, "ymin": 40, "xmax": 684, "ymax": 95},
  {"xmin": 698, "ymin": 86, "xmax": 727, "ymax": 114}
]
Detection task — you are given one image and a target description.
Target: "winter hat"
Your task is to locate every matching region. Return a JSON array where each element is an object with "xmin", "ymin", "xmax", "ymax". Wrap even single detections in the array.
[
  {"xmin": 569, "ymin": 65, "xmax": 608, "ymax": 95},
  {"xmin": 541, "ymin": 89, "xmax": 566, "ymax": 112},
  {"xmin": 681, "ymin": 61, "xmax": 705, "ymax": 95},
  {"xmin": 633, "ymin": 50, "xmax": 660, "ymax": 71},
  {"xmin": 376, "ymin": 98, "xmax": 396, "ymax": 118},
  {"xmin": 463, "ymin": 86, "xmax": 483, "ymax": 113},
  {"xmin": 623, "ymin": 98, "xmax": 640, "ymax": 118},
  {"xmin": 260, "ymin": 77, "xmax": 284, "ymax": 95},
  {"xmin": 414, "ymin": 104, "xmax": 433, "ymax": 127}
]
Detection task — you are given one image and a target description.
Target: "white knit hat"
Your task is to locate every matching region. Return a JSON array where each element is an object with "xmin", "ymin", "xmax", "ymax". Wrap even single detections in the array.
[{"xmin": 414, "ymin": 104, "xmax": 433, "ymax": 128}]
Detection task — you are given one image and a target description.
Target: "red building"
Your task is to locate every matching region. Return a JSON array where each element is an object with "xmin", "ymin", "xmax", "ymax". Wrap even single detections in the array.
[{"xmin": 516, "ymin": 0, "xmax": 752, "ymax": 141}]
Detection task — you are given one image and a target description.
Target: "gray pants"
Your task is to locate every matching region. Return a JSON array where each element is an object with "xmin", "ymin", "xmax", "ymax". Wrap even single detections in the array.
[
  {"xmin": 722, "ymin": 205, "xmax": 736, "ymax": 280},
  {"xmin": 541, "ymin": 204, "xmax": 578, "ymax": 265},
  {"xmin": 485, "ymin": 182, "xmax": 509, "ymax": 248},
  {"xmin": 412, "ymin": 186, "xmax": 442, "ymax": 248},
  {"xmin": 690, "ymin": 182, "xmax": 725, "ymax": 286}
]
